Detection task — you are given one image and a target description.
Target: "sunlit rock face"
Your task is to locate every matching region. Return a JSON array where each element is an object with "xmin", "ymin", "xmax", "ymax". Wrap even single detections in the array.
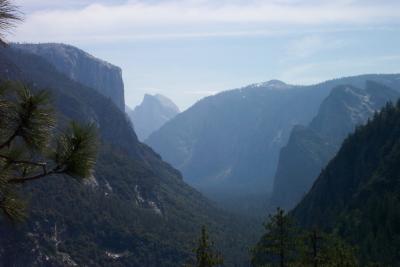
[{"xmin": 13, "ymin": 43, "xmax": 125, "ymax": 111}]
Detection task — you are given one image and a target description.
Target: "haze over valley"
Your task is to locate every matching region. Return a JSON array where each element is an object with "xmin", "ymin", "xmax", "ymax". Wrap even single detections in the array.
[{"xmin": 1, "ymin": 0, "xmax": 400, "ymax": 266}]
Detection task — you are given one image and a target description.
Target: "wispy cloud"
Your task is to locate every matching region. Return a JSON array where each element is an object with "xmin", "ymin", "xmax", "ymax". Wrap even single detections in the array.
[
  {"xmin": 287, "ymin": 36, "xmax": 324, "ymax": 59},
  {"xmin": 285, "ymin": 35, "xmax": 346, "ymax": 60},
  {"xmin": 10, "ymin": 0, "xmax": 400, "ymax": 43},
  {"xmin": 278, "ymin": 54, "xmax": 400, "ymax": 85}
]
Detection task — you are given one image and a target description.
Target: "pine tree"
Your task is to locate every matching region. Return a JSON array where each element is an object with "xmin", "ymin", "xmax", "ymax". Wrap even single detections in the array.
[
  {"xmin": 298, "ymin": 229, "xmax": 358, "ymax": 267},
  {"xmin": 0, "ymin": 0, "xmax": 21, "ymax": 45},
  {"xmin": 251, "ymin": 208, "xmax": 299, "ymax": 267},
  {"xmin": 192, "ymin": 225, "xmax": 223, "ymax": 267},
  {"xmin": 298, "ymin": 228, "xmax": 325, "ymax": 267},
  {"xmin": 0, "ymin": 81, "xmax": 98, "ymax": 220}
]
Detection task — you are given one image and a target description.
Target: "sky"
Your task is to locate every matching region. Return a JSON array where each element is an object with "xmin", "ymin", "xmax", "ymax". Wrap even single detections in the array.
[{"xmin": 9, "ymin": 0, "xmax": 400, "ymax": 110}]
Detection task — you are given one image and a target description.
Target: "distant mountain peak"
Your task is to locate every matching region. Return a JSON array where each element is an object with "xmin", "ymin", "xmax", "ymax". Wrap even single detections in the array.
[
  {"xmin": 143, "ymin": 94, "xmax": 180, "ymax": 113},
  {"xmin": 249, "ymin": 79, "xmax": 293, "ymax": 89},
  {"xmin": 128, "ymin": 94, "xmax": 180, "ymax": 140}
]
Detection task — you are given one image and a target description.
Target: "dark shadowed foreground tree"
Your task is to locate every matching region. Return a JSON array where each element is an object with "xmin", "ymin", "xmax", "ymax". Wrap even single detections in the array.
[
  {"xmin": 251, "ymin": 208, "xmax": 298, "ymax": 267},
  {"xmin": 252, "ymin": 208, "xmax": 358, "ymax": 267},
  {"xmin": 298, "ymin": 228, "xmax": 358, "ymax": 267},
  {"xmin": 0, "ymin": 0, "xmax": 21, "ymax": 45},
  {"xmin": 0, "ymin": 81, "xmax": 97, "ymax": 220},
  {"xmin": 185, "ymin": 225, "xmax": 223, "ymax": 267}
]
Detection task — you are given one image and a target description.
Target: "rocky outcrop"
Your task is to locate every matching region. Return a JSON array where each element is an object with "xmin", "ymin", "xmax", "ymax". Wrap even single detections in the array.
[{"xmin": 13, "ymin": 43, "xmax": 125, "ymax": 111}]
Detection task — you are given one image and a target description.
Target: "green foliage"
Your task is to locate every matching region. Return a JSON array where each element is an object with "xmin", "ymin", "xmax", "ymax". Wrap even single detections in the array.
[
  {"xmin": 193, "ymin": 226, "xmax": 223, "ymax": 267},
  {"xmin": 252, "ymin": 208, "xmax": 358, "ymax": 267},
  {"xmin": 298, "ymin": 230, "xmax": 358, "ymax": 267},
  {"xmin": 53, "ymin": 121, "xmax": 98, "ymax": 179},
  {"xmin": 297, "ymin": 229, "xmax": 325, "ymax": 267},
  {"xmin": 0, "ymin": 81, "xmax": 98, "ymax": 220},
  {"xmin": 2, "ymin": 82, "xmax": 55, "ymax": 150},
  {"xmin": 320, "ymin": 235, "xmax": 358, "ymax": 267},
  {"xmin": 252, "ymin": 208, "xmax": 298, "ymax": 267}
]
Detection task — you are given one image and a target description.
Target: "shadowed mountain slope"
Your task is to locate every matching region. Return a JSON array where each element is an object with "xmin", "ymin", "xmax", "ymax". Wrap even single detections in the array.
[
  {"xmin": 292, "ymin": 100, "xmax": 400, "ymax": 265},
  {"xmin": 0, "ymin": 46, "xmax": 257, "ymax": 267}
]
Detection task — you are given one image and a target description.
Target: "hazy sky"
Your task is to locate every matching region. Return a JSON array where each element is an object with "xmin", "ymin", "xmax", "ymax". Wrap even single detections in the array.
[{"xmin": 10, "ymin": 0, "xmax": 400, "ymax": 110}]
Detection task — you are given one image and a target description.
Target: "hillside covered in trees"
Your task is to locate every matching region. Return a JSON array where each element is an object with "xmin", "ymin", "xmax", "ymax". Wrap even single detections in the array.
[{"xmin": 293, "ymin": 100, "xmax": 400, "ymax": 265}]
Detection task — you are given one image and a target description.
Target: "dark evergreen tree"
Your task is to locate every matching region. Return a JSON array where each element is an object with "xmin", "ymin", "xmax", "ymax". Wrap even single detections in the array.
[
  {"xmin": 298, "ymin": 228, "xmax": 324, "ymax": 267},
  {"xmin": 252, "ymin": 208, "xmax": 299, "ymax": 267},
  {"xmin": 191, "ymin": 226, "xmax": 223, "ymax": 267},
  {"xmin": 299, "ymin": 229, "xmax": 358, "ymax": 267},
  {"xmin": 0, "ymin": 81, "xmax": 98, "ymax": 220},
  {"xmin": 252, "ymin": 208, "xmax": 359, "ymax": 267},
  {"xmin": 0, "ymin": 0, "xmax": 21, "ymax": 45}
]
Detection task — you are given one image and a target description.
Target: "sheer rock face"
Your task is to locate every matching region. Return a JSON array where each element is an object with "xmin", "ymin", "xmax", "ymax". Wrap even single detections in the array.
[
  {"xmin": 127, "ymin": 94, "xmax": 180, "ymax": 141},
  {"xmin": 272, "ymin": 82, "xmax": 400, "ymax": 209},
  {"xmin": 13, "ymin": 43, "xmax": 125, "ymax": 111}
]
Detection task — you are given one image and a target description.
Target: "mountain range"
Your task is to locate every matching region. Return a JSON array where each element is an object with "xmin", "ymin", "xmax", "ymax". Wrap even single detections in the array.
[
  {"xmin": 3, "ymin": 41, "xmax": 400, "ymax": 266},
  {"xmin": 145, "ymin": 74, "xmax": 400, "ymax": 205}
]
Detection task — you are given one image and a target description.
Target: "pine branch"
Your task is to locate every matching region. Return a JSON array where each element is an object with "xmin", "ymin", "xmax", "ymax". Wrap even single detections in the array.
[
  {"xmin": 7, "ymin": 165, "xmax": 64, "ymax": 184},
  {"xmin": 0, "ymin": 154, "xmax": 47, "ymax": 168},
  {"xmin": 0, "ymin": 86, "xmax": 55, "ymax": 151},
  {"xmin": 0, "ymin": 0, "xmax": 22, "ymax": 45}
]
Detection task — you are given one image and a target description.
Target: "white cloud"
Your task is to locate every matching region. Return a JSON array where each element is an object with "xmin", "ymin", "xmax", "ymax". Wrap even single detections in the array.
[{"xmin": 10, "ymin": 0, "xmax": 400, "ymax": 43}]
